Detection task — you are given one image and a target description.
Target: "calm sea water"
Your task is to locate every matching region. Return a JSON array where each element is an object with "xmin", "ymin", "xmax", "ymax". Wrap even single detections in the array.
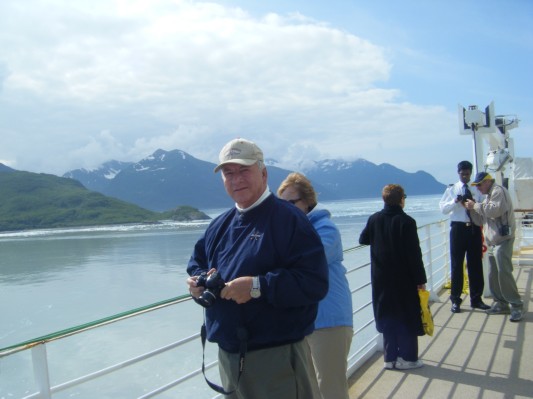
[
  {"xmin": 0, "ymin": 194, "xmax": 445, "ymax": 347},
  {"xmin": 0, "ymin": 194, "xmax": 445, "ymax": 398}
]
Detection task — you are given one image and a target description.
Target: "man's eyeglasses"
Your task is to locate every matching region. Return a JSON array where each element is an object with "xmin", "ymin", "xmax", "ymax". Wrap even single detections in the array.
[
  {"xmin": 403, "ymin": 195, "xmax": 407, "ymax": 199},
  {"xmin": 288, "ymin": 198, "xmax": 301, "ymax": 205}
]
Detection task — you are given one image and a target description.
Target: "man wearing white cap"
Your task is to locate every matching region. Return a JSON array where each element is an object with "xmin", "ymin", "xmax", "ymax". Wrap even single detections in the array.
[
  {"xmin": 465, "ymin": 172, "xmax": 523, "ymax": 322},
  {"xmin": 187, "ymin": 138, "xmax": 328, "ymax": 398}
]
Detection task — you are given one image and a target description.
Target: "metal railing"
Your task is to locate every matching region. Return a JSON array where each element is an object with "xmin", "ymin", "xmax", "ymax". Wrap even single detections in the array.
[
  {"xmin": 0, "ymin": 219, "xmax": 455, "ymax": 399},
  {"xmin": 515, "ymin": 210, "xmax": 533, "ymax": 247}
]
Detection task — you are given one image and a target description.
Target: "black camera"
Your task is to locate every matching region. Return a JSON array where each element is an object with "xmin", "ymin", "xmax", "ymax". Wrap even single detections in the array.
[
  {"xmin": 500, "ymin": 225, "xmax": 510, "ymax": 236},
  {"xmin": 456, "ymin": 194, "xmax": 465, "ymax": 203},
  {"xmin": 194, "ymin": 271, "xmax": 226, "ymax": 308}
]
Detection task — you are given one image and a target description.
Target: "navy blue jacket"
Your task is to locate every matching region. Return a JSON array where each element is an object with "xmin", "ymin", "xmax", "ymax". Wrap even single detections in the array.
[{"xmin": 187, "ymin": 194, "xmax": 329, "ymax": 352}]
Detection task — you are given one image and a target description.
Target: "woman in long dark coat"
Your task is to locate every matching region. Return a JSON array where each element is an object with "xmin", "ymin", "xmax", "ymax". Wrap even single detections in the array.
[{"xmin": 359, "ymin": 184, "xmax": 427, "ymax": 370}]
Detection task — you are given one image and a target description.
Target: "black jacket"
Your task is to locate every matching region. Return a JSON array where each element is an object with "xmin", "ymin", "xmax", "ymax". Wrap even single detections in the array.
[{"xmin": 359, "ymin": 205, "xmax": 427, "ymax": 335}]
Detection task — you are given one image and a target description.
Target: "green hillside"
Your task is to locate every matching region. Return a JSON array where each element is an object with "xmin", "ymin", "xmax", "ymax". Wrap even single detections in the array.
[{"xmin": 0, "ymin": 171, "xmax": 209, "ymax": 232}]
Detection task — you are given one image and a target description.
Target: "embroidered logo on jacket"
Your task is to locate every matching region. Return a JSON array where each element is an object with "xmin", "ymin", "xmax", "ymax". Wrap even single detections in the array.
[{"xmin": 249, "ymin": 229, "xmax": 262, "ymax": 241}]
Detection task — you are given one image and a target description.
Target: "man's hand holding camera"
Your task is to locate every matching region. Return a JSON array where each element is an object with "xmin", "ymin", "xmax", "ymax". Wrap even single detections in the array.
[
  {"xmin": 187, "ymin": 268, "xmax": 216, "ymax": 299},
  {"xmin": 455, "ymin": 196, "xmax": 475, "ymax": 212},
  {"xmin": 220, "ymin": 276, "xmax": 254, "ymax": 304},
  {"xmin": 187, "ymin": 269, "xmax": 256, "ymax": 306},
  {"xmin": 464, "ymin": 199, "xmax": 475, "ymax": 210}
]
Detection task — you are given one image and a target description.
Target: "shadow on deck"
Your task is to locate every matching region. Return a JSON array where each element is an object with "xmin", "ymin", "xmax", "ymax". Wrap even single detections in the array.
[{"xmin": 348, "ymin": 249, "xmax": 533, "ymax": 399}]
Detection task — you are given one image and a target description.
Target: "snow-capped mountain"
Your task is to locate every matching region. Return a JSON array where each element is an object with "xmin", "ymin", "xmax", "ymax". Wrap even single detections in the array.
[
  {"xmin": 62, "ymin": 149, "xmax": 446, "ymax": 211},
  {"xmin": 63, "ymin": 160, "xmax": 133, "ymax": 193}
]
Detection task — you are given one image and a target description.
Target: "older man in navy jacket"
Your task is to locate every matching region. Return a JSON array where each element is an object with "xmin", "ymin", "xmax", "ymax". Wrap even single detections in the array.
[{"xmin": 187, "ymin": 138, "xmax": 329, "ymax": 399}]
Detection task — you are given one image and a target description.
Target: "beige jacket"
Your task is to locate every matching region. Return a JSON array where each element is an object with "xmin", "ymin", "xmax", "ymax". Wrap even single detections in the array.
[{"xmin": 469, "ymin": 183, "xmax": 515, "ymax": 246}]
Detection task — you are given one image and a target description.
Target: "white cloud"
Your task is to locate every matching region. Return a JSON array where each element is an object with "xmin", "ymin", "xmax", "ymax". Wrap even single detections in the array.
[
  {"xmin": 0, "ymin": 0, "xmax": 530, "ymax": 184},
  {"xmin": 67, "ymin": 130, "xmax": 127, "ymax": 170}
]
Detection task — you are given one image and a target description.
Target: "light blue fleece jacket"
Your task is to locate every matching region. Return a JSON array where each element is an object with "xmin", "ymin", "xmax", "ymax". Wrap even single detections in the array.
[{"xmin": 308, "ymin": 205, "xmax": 353, "ymax": 329}]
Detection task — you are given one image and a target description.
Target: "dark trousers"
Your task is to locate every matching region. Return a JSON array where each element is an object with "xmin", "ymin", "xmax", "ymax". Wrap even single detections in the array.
[
  {"xmin": 450, "ymin": 222, "xmax": 484, "ymax": 305},
  {"xmin": 382, "ymin": 321, "xmax": 418, "ymax": 362}
]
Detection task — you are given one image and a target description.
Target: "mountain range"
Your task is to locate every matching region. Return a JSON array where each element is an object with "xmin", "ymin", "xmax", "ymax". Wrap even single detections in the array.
[
  {"xmin": 0, "ymin": 168, "xmax": 209, "ymax": 232},
  {"xmin": 63, "ymin": 149, "xmax": 446, "ymax": 211}
]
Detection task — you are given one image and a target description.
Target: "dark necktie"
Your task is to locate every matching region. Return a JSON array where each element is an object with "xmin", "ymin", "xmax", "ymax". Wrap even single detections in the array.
[
  {"xmin": 463, "ymin": 184, "xmax": 473, "ymax": 201},
  {"xmin": 464, "ymin": 184, "xmax": 472, "ymax": 221}
]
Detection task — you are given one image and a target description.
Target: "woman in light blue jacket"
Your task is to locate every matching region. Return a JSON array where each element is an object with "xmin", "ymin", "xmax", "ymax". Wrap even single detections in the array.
[{"xmin": 278, "ymin": 172, "xmax": 353, "ymax": 399}]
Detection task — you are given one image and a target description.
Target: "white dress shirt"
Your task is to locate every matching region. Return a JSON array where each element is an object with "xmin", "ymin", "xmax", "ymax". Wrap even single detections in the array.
[{"xmin": 439, "ymin": 181, "xmax": 484, "ymax": 223}]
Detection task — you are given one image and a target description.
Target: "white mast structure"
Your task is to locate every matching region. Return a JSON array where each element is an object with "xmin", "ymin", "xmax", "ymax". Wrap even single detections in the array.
[
  {"xmin": 458, "ymin": 101, "xmax": 519, "ymax": 203},
  {"xmin": 458, "ymin": 101, "xmax": 533, "ymax": 256}
]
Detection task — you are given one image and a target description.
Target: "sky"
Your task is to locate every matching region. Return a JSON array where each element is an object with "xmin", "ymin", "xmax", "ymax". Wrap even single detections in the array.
[{"xmin": 0, "ymin": 0, "xmax": 531, "ymax": 184}]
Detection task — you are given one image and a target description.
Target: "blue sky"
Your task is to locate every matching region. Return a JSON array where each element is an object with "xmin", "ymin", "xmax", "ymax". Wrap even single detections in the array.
[{"xmin": 0, "ymin": 0, "xmax": 531, "ymax": 184}]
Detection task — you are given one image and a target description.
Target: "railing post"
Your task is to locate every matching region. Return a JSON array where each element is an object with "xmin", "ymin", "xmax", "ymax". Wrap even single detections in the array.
[
  {"xmin": 442, "ymin": 220, "xmax": 450, "ymax": 295},
  {"xmin": 31, "ymin": 343, "xmax": 52, "ymax": 399},
  {"xmin": 424, "ymin": 224, "xmax": 440, "ymax": 302},
  {"xmin": 424, "ymin": 224, "xmax": 433, "ymax": 287}
]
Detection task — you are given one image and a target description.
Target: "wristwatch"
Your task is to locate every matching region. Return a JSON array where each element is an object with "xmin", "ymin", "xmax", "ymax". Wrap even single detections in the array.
[{"xmin": 250, "ymin": 276, "xmax": 261, "ymax": 299}]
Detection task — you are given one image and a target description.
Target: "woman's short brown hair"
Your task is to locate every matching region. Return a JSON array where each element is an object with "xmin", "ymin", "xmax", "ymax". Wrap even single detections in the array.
[
  {"xmin": 382, "ymin": 184, "xmax": 405, "ymax": 206},
  {"xmin": 277, "ymin": 172, "xmax": 318, "ymax": 208}
]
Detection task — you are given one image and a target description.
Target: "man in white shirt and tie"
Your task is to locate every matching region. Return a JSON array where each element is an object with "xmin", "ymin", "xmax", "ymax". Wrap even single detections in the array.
[{"xmin": 439, "ymin": 161, "xmax": 490, "ymax": 313}]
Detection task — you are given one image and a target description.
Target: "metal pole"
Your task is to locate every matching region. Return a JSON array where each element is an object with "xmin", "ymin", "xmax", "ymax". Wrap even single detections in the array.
[{"xmin": 31, "ymin": 344, "xmax": 52, "ymax": 399}]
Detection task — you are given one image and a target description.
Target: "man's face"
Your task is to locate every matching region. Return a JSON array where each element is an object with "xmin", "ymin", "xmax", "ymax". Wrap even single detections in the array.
[
  {"xmin": 221, "ymin": 163, "xmax": 267, "ymax": 208},
  {"xmin": 458, "ymin": 168, "xmax": 472, "ymax": 184},
  {"xmin": 475, "ymin": 179, "xmax": 491, "ymax": 195}
]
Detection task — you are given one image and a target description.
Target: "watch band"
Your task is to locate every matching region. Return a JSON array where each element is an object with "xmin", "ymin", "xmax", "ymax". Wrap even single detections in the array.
[{"xmin": 250, "ymin": 276, "xmax": 261, "ymax": 298}]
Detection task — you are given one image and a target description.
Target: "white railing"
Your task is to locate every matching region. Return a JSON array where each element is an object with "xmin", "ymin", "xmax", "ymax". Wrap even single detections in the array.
[
  {"xmin": 515, "ymin": 210, "xmax": 533, "ymax": 248},
  {"xmin": 1, "ymin": 219, "xmax": 451, "ymax": 399}
]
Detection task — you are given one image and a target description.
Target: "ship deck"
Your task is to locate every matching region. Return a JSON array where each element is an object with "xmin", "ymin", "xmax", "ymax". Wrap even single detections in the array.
[{"xmin": 348, "ymin": 247, "xmax": 533, "ymax": 399}]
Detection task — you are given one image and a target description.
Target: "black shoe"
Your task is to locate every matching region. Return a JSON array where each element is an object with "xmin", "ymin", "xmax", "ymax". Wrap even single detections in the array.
[
  {"xmin": 451, "ymin": 303, "xmax": 461, "ymax": 313},
  {"xmin": 471, "ymin": 301, "xmax": 490, "ymax": 310}
]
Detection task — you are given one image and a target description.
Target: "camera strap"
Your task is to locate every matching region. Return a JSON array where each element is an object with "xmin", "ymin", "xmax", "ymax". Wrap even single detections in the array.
[{"xmin": 200, "ymin": 317, "xmax": 248, "ymax": 395}]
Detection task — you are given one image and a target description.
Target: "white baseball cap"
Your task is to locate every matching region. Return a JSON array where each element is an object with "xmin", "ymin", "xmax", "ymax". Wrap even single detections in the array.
[{"xmin": 214, "ymin": 138, "xmax": 264, "ymax": 173}]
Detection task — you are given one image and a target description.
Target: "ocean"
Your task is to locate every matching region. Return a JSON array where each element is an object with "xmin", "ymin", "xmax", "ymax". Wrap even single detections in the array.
[
  {"xmin": 0, "ymin": 194, "xmax": 446, "ymax": 398},
  {"xmin": 0, "ymin": 194, "xmax": 445, "ymax": 348}
]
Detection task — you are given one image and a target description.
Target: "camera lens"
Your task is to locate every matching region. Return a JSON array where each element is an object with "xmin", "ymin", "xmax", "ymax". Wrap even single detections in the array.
[
  {"xmin": 196, "ymin": 290, "xmax": 218, "ymax": 307},
  {"xmin": 193, "ymin": 272, "xmax": 225, "ymax": 308}
]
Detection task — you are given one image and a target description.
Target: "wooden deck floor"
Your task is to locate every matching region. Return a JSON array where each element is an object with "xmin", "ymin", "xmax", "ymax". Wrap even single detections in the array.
[{"xmin": 348, "ymin": 248, "xmax": 533, "ymax": 399}]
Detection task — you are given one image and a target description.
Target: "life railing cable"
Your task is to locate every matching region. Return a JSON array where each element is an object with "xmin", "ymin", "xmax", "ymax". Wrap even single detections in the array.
[{"xmin": 0, "ymin": 293, "xmax": 192, "ymax": 356}]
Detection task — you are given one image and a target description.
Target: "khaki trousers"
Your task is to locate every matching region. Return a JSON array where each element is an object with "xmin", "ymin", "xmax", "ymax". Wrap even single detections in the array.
[
  {"xmin": 307, "ymin": 326, "xmax": 353, "ymax": 399},
  {"xmin": 488, "ymin": 238, "xmax": 523, "ymax": 308}
]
